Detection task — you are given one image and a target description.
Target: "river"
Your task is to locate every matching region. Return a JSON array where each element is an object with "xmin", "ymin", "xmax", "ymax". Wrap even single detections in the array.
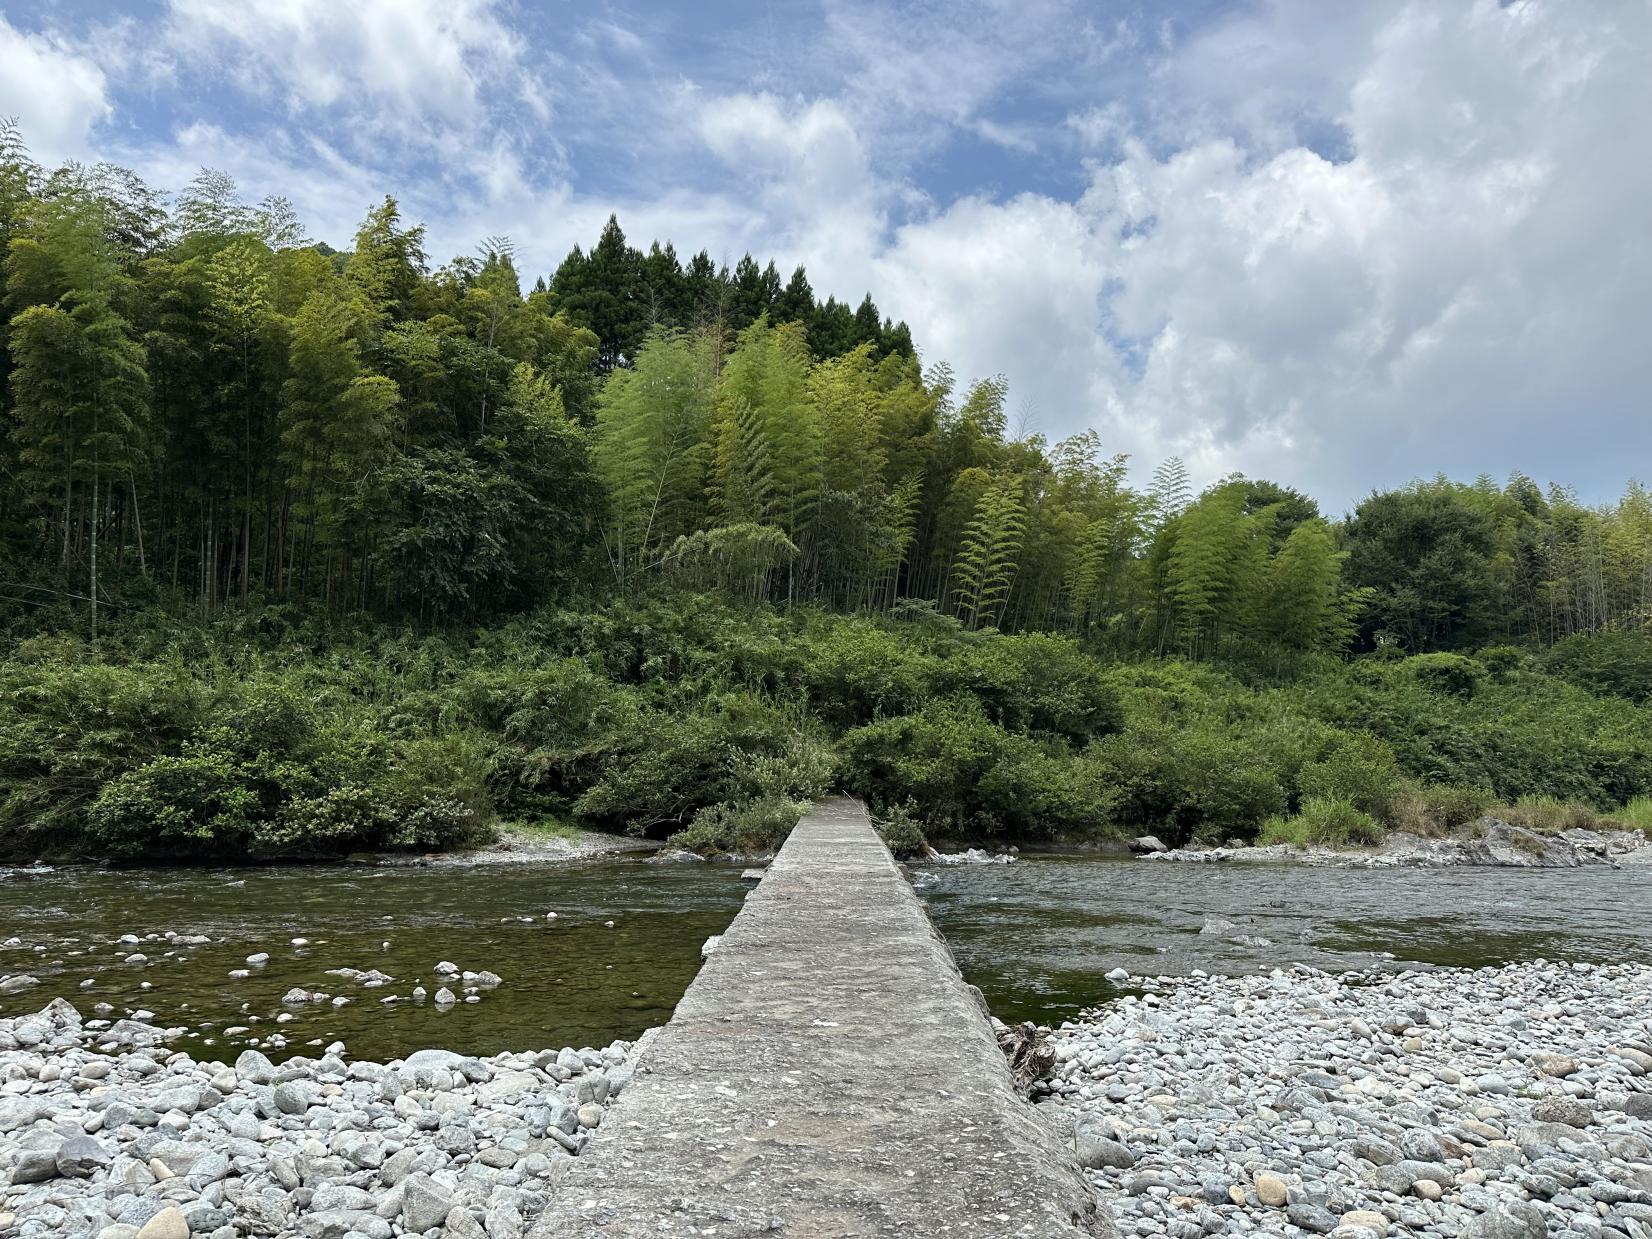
[{"xmin": 3, "ymin": 853, "xmax": 1650, "ymax": 1061}]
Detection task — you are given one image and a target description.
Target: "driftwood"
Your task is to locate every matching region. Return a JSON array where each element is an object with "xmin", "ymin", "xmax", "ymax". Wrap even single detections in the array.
[{"xmin": 996, "ymin": 1020, "xmax": 1055, "ymax": 1093}]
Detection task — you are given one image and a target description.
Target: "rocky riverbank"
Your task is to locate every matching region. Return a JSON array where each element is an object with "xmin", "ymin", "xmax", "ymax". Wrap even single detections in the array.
[
  {"xmin": 0, "ymin": 1000, "xmax": 635, "ymax": 1239},
  {"xmin": 1042, "ymin": 960, "xmax": 1652, "ymax": 1239},
  {"xmin": 1135, "ymin": 818, "xmax": 1652, "ymax": 868}
]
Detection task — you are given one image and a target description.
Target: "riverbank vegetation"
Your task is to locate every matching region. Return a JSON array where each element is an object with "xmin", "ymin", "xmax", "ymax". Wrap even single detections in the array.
[{"xmin": 3, "ymin": 124, "xmax": 1652, "ymax": 859}]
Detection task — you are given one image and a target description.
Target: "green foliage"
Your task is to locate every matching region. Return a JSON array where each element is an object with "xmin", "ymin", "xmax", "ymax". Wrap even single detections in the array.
[
  {"xmin": 1297, "ymin": 731, "xmax": 1402, "ymax": 817},
  {"xmin": 841, "ymin": 699, "xmax": 1113, "ymax": 839},
  {"xmin": 874, "ymin": 803, "xmax": 929, "ymax": 859},
  {"xmin": 1544, "ymin": 631, "xmax": 1652, "ymax": 703},
  {"xmin": 1259, "ymin": 796, "xmax": 1383, "ymax": 848},
  {"xmin": 1343, "ymin": 483, "xmax": 1502, "ymax": 651},
  {"xmin": 1490, "ymin": 795, "xmax": 1604, "ymax": 834},
  {"xmin": 667, "ymin": 794, "xmax": 804, "ymax": 856},
  {"xmin": 1383, "ymin": 781, "xmax": 1494, "ymax": 835},
  {"xmin": 3, "ymin": 124, "xmax": 1652, "ymax": 863},
  {"xmin": 1407, "ymin": 652, "xmax": 1486, "ymax": 697}
]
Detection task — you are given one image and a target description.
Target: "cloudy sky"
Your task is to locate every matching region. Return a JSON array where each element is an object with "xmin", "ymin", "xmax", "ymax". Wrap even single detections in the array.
[{"xmin": 2, "ymin": 0, "xmax": 1648, "ymax": 511}]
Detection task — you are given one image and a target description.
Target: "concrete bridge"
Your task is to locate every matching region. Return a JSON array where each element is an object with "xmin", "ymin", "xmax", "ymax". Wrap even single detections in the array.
[{"xmin": 533, "ymin": 796, "xmax": 1109, "ymax": 1238}]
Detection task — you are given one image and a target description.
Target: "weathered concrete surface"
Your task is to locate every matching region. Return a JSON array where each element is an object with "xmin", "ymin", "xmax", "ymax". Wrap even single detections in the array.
[{"xmin": 533, "ymin": 796, "xmax": 1109, "ymax": 1238}]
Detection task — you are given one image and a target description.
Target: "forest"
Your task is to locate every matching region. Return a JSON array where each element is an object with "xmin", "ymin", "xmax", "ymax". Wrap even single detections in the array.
[{"xmin": 4, "ymin": 120, "xmax": 1652, "ymax": 861}]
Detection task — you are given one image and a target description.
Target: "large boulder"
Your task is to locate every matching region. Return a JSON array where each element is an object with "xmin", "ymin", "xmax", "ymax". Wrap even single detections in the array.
[
  {"xmin": 1129, "ymin": 835, "xmax": 1168, "ymax": 854},
  {"xmin": 1470, "ymin": 819, "xmax": 1583, "ymax": 868}
]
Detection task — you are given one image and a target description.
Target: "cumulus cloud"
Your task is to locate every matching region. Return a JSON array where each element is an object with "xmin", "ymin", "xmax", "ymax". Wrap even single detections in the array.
[
  {"xmin": 1074, "ymin": 0, "xmax": 1652, "ymax": 506},
  {"xmin": 0, "ymin": 15, "xmax": 111, "ymax": 163},
  {"xmin": 164, "ymin": 0, "xmax": 527, "ymax": 127}
]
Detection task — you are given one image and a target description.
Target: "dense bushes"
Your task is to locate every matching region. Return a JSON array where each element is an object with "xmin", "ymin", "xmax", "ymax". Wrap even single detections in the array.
[
  {"xmin": 0, "ymin": 662, "xmax": 494, "ymax": 860},
  {"xmin": 5, "ymin": 596, "xmax": 1652, "ymax": 860}
]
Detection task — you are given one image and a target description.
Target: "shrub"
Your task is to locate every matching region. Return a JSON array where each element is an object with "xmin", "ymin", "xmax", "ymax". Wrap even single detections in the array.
[
  {"xmin": 89, "ymin": 750, "xmax": 264, "ymax": 858},
  {"xmin": 943, "ymin": 634, "xmax": 1124, "ymax": 742},
  {"xmin": 1544, "ymin": 631, "xmax": 1652, "ymax": 703},
  {"xmin": 667, "ymin": 794, "xmax": 804, "ymax": 855},
  {"xmin": 1091, "ymin": 723, "xmax": 1287, "ymax": 846},
  {"xmin": 875, "ymin": 803, "xmax": 929, "ymax": 859},
  {"xmin": 798, "ymin": 619, "xmax": 939, "ymax": 728},
  {"xmin": 1259, "ymin": 796, "xmax": 1383, "ymax": 848},
  {"xmin": 573, "ymin": 694, "xmax": 832, "ymax": 834},
  {"xmin": 1297, "ymin": 731, "xmax": 1403, "ymax": 817},
  {"xmin": 1382, "ymin": 781, "xmax": 1493, "ymax": 835},
  {"xmin": 841, "ymin": 701, "xmax": 1114, "ymax": 839},
  {"xmin": 1607, "ymin": 796, "xmax": 1652, "ymax": 831},
  {"xmin": 1475, "ymin": 645, "xmax": 1528, "ymax": 680},
  {"xmin": 1407, "ymin": 652, "xmax": 1486, "ymax": 697}
]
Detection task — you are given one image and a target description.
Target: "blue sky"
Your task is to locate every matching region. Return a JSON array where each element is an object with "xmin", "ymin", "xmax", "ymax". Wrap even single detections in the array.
[{"xmin": 2, "ymin": 0, "xmax": 1649, "ymax": 511}]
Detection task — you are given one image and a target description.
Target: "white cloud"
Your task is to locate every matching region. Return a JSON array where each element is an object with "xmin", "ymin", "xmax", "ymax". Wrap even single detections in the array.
[
  {"xmin": 1069, "ymin": 0, "xmax": 1652, "ymax": 506},
  {"xmin": 162, "ymin": 0, "xmax": 534, "ymax": 144},
  {"xmin": 694, "ymin": 92, "xmax": 888, "ymax": 296},
  {"xmin": 0, "ymin": 15, "xmax": 111, "ymax": 163}
]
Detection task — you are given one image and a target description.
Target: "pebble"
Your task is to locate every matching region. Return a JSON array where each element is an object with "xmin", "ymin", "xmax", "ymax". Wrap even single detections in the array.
[
  {"xmin": 0, "ymin": 998, "xmax": 633, "ymax": 1239},
  {"xmin": 1043, "ymin": 960, "xmax": 1652, "ymax": 1238}
]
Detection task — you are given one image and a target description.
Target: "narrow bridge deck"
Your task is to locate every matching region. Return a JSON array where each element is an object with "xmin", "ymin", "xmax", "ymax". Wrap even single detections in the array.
[{"xmin": 533, "ymin": 796, "xmax": 1107, "ymax": 1238}]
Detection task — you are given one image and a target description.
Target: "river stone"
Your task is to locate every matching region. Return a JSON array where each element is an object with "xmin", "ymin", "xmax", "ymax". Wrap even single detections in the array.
[
  {"xmin": 1341, "ymin": 1211, "xmax": 1389, "ymax": 1235},
  {"xmin": 1532, "ymin": 1052, "xmax": 1579, "ymax": 1077},
  {"xmin": 0, "ymin": 1097, "xmax": 43, "ymax": 1132},
  {"xmin": 234, "ymin": 1049, "xmax": 275, "ymax": 1084},
  {"xmin": 1288, "ymin": 1202, "xmax": 1339, "ymax": 1233},
  {"xmin": 1075, "ymin": 1130, "xmax": 1136, "ymax": 1170},
  {"xmin": 1255, "ymin": 1173, "xmax": 1288, "ymax": 1206},
  {"xmin": 403, "ymin": 1049, "xmax": 467, "ymax": 1071},
  {"xmin": 401, "ymin": 1173, "xmax": 452, "ymax": 1233},
  {"xmin": 1458, "ymin": 1204, "xmax": 1547, "ymax": 1239},
  {"xmin": 55, "ymin": 1134, "xmax": 112, "ymax": 1177},
  {"xmin": 134, "ymin": 1207, "xmax": 188, "ymax": 1239},
  {"xmin": 273, "ymin": 1081, "xmax": 314, "ymax": 1114},
  {"xmin": 188, "ymin": 1151, "xmax": 230, "ymax": 1183},
  {"xmin": 1619, "ymin": 1093, "xmax": 1652, "ymax": 1119},
  {"xmin": 1532, "ymin": 1095, "xmax": 1595, "ymax": 1127},
  {"xmin": 13, "ymin": 1146, "xmax": 61, "ymax": 1183},
  {"xmin": 311, "ymin": 1184, "xmax": 375, "ymax": 1212},
  {"xmin": 478, "ymin": 1070, "xmax": 537, "ymax": 1103},
  {"xmin": 1353, "ymin": 1136, "xmax": 1403, "ymax": 1166},
  {"xmin": 1473, "ymin": 1143, "xmax": 1524, "ymax": 1171}
]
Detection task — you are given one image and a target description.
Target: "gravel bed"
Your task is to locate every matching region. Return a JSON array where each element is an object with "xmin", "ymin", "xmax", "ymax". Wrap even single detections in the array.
[
  {"xmin": 1042, "ymin": 961, "xmax": 1652, "ymax": 1239},
  {"xmin": 0, "ymin": 1000, "xmax": 636, "ymax": 1239}
]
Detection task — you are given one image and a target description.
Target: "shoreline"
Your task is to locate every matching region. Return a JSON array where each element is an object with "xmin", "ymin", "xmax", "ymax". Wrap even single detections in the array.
[{"xmin": 1132, "ymin": 818, "xmax": 1652, "ymax": 870}]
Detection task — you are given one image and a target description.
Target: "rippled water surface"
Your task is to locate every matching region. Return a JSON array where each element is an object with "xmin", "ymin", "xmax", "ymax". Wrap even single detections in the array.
[
  {"xmin": 4, "ymin": 853, "xmax": 1650, "ymax": 1060},
  {"xmin": 0, "ymin": 858, "xmax": 746, "ymax": 1061},
  {"xmin": 919, "ymin": 855, "xmax": 1652, "ymax": 1027}
]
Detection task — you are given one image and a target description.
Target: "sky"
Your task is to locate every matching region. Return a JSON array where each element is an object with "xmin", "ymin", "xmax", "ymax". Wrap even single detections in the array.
[{"xmin": 1, "ymin": 0, "xmax": 1648, "ymax": 513}]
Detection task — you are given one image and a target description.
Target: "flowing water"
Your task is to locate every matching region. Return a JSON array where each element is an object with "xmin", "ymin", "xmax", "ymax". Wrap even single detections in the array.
[
  {"xmin": 4, "ymin": 853, "xmax": 1650, "ymax": 1061},
  {"xmin": 918, "ymin": 854, "xmax": 1652, "ymax": 1027},
  {"xmin": 0, "ymin": 858, "xmax": 745, "ymax": 1061}
]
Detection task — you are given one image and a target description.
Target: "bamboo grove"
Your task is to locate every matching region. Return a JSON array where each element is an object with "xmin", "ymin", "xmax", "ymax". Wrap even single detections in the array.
[{"xmin": 2, "ymin": 122, "xmax": 1649, "ymax": 656}]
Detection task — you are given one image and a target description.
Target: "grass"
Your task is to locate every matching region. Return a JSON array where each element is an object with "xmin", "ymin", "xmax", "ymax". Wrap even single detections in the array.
[
  {"xmin": 1606, "ymin": 795, "xmax": 1652, "ymax": 831},
  {"xmin": 1258, "ymin": 796, "xmax": 1384, "ymax": 848},
  {"xmin": 498, "ymin": 817, "xmax": 581, "ymax": 841}
]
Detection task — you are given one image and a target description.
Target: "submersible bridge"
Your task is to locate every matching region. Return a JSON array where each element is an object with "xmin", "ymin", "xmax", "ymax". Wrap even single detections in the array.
[{"xmin": 531, "ymin": 795, "xmax": 1109, "ymax": 1237}]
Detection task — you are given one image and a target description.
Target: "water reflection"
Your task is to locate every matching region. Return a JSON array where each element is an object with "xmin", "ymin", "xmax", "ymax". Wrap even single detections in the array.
[{"xmin": 918, "ymin": 855, "xmax": 1652, "ymax": 1027}]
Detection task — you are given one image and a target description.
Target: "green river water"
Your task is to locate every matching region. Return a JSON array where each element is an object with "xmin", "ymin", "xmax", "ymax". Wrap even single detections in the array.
[{"xmin": 2, "ymin": 853, "xmax": 1649, "ymax": 1061}]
